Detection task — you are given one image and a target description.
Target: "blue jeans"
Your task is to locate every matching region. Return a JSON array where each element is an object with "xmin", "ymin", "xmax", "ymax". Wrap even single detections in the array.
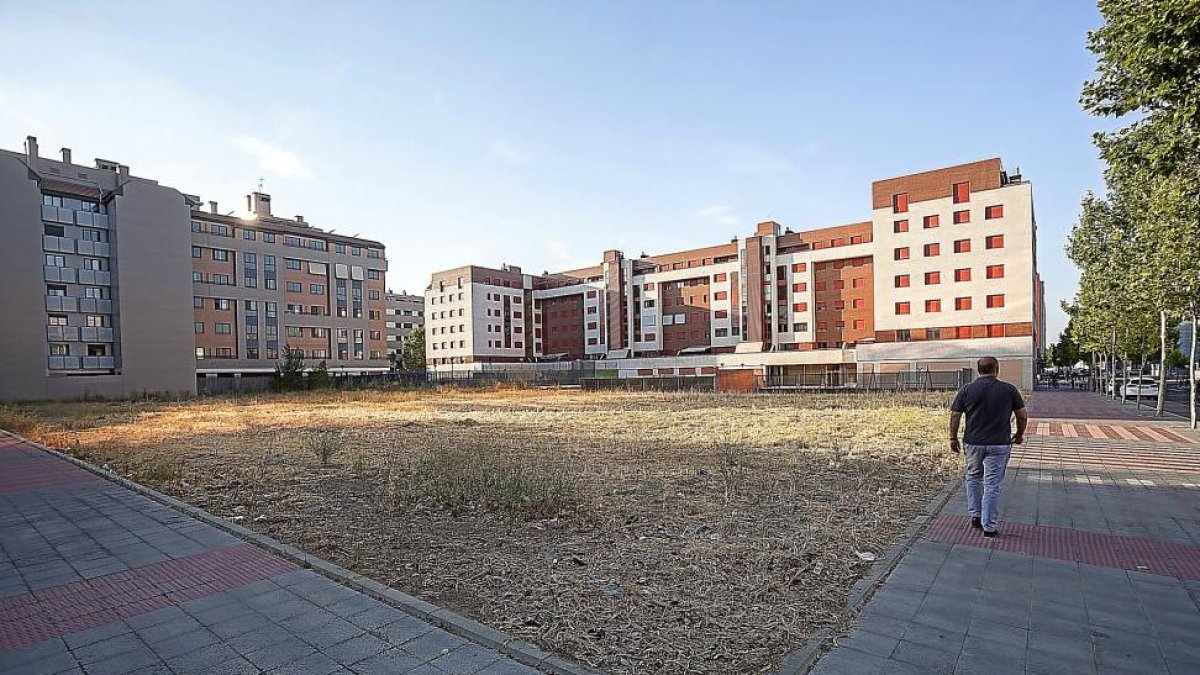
[{"xmin": 964, "ymin": 444, "xmax": 1011, "ymax": 533}]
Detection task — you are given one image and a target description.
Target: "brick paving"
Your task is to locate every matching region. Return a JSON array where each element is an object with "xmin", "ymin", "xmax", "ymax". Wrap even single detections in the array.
[
  {"xmin": 809, "ymin": 390, "xmax": 1200, "ymax": 675},
  {"xmin": 0, "ymin": 433, "xmax": 544, "ymax": 675}
]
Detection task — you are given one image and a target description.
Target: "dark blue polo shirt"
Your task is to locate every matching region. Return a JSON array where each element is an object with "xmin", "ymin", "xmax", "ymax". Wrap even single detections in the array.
[{"xmin": 951, "ymin": 376, "xmax": 1025, "ymax": 445}]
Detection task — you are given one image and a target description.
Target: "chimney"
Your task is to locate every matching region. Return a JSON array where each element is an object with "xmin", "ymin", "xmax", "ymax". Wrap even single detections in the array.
[
  {"xmin": 25, "ymin": 136, "xmax": 38, "ymax": 163},
  {"xmin": 208, "ymin": 201, "xmax": 218, "ymax": 214},
  {"xmin": 295, "ymin": 215, "xmax": 304, "ymax": 223},
  {"xmin": 246, "ymin": 192, "xmax": 271, "ymax": 217},
  {"xmin": 60, "ymin": 147, "xmax": 72, "ymax": 164}
]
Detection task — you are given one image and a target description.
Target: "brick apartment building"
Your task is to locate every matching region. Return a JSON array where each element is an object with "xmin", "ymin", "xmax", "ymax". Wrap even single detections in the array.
[
  {"xmin": 426, "ymin": 158, "xmax": 1046, "ymax": 388},
  {"xmin": 0, "ymin": 136, "xmax": 389, "ymax": 400},
  {"xmin": 385, "ymin": 291, "xmax": 425, "ymax": 362}
]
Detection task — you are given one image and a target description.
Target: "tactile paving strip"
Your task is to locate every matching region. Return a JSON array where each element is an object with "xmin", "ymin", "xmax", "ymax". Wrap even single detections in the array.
[
  {"xmin": 924, "ymin": 514, "xmax": 1200, "ymax": 580},
  {"xmin": 1028, "ymin": 422, "xmax": 1195, "ymax": 444},
  {"xmin": 0, "ymin": 543, "xmax": 294, "ymax": 651},
  {"xmin": 1013, "ymin": 440, "xmax": 1200, "ymax": 474}
]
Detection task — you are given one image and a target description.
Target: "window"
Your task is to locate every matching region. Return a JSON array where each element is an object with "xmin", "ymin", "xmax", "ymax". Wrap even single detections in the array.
[
  {"xmin": 211, "ymin": 224, "xmax": 231, "ymax": 237},
  {"xmin": 368, "ymin": 290, "xmax": 380, "ymax": 300},
  {"xmin": 286, "ymin": 259, "xmax": 302, "ymax": 270},
  {"xmin": 986, "ymin": 264, "xmax": 1005, "ymax": 279},
  {"xmin": 986, "ymin": 294, "xmax": 1005, "ymax": 308},
  {"xmin": 310, "ymin": 283, "xmax": 325, "ymax": 294},
  {"xmin": 284, "ymin": 236, "xmax": 302, "ymax": 247},
  {"xmin": 923, "ymin": 215, "xmax": 939, "ymax": 229},
  {"xmin": 852, "ymin": 298, "xmax": 864, "ymax": 309},
  {"xmin": 191, "ymin": 221, "xmax": 203, "ymax": 233},
  {"xmin": 895, "ymin": 301, "xmax": 911, "ymax": 315},
  {"xmin": 643, "ymin": 299, "xmax": 656, "ymax": 308},
  {"xmin": 895, "ymin": 274, "xmax": 910, "ymax": 288},
  {"xmin": 48, "ymin": 314, "xmax": 68, "ymax": 326},
  {"xmin": 985, "ymin": 235, "xmax": 1005, "ymax": 249},
  {"xmin": 82, "ymin": 314, "xmax": 104, "ymax": 328},
  {"xmin": 84, "ymin": 287, "xmax": 103, "ymax": 299},
  {"xmin": 953, "ymin": 239, "xmax": 971, "ymax": 253},
  {"xmin": 192, "ymin": 272, "xmax": 204, "ymax": 283},
  {"xmin": 897, "ymin": 329, "xmax": 911, "ymax": 342},
  {"xmin": 791, "ymin": 263, "xmax": 807, "ymax": 273},
  {"xmin": 263, "ymin": 233, "xmax": 276, "ymax": 243},
  {"xmin": 894, "ymin": 247, "xmax": 910, "ymax": 260},
  {"xmin": 892, "ymin": 193, "xmax": 909, "ymax": 213},
  {"xmin": 213, "ymin": 274, "xmax": 232, "ymax": 285},
  {"xmin": 984, "ymin": 205, "xmax": 1005, "ymax": 220},
  {"xmin": 44, "ymin": 223, "xmax": 66, "ymax": 237},
  {"xmin": 893, "ymin": 219, "xmax": 909, "ymax": 233},
  {"xmin": 45, "ymin": 254, "xmax": 66, "ymax": 267},
  {"xmin": 191, "ymin": 246, "xmax": 202, "ymax": 259},
  {"xmin": 815, "ymin": 281, "xmax": 827, "ymax": 291},
  {"xmin": 243, "ymin": 229, "xmax": 256, "ymax": 240},
  {"xmin": 367, "ymin": 270, "xmax": 381, "ymax": 280},
  {"xmin": 714, "ymin": 291, "xmax": 728, "ymax": 301},
  {"xmin": 925, "ymin": 271, "xmax": 941, "ymax": 285},
  {"xmin": 212, "ymin": 249, "xmax": 229, "ymax": 261},
  {"xmin": 82, "ymin": 258, "xmax": 103, "ymax": 271},
  {"xmin": 852, "ymin": 277, "xmax": 864, "ymax": 288},
  {"xmin": 80, "ymin": 228, "xmax": 103, "ymax": 242},
  {"xmin": 954, "ymin": 268, "xmax": 971, "ymax": 282},
  {"xmin": 793, "ymin": 302, "xmax": 808, "ymax": 312},
  {"xmin": 953, "ymin": 181, "xmax": 970, "ymax": 204},
  {"xmin": 955, "ymin": 296, "xmax": 972, "ymax": 311},
  {"xmin": 214, "ymin": 298, "xmax": 231, "ymax": 310},
  {"xmin": 194, "ymin": 322, "xmax": 204, "ymax": 334},
  {"xmin": 953, "ymin": 210, "xmax": 970, "ymax": 224},
  {"xmin": 925, "ymin": 299, "xmax": 941, "ymax": 313},
  {"xmin": 368, "ymin": 248, "xmax": 381, "ymax": 259},
  {"xmin": 286, "ymin": 281, "xmax": 302, "ymax": 292},
  {"xmin": 924, "ymin": 243, "xmax": 940, "ymax": 257},
  {"xmin": 50, "ymin": 343, "xmax": 70, "ymax": 355}
]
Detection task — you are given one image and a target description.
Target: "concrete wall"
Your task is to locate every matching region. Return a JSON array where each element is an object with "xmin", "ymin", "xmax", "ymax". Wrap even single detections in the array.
[
  {"xmin": 112, "ymin": 179, "xmax": 197, "ymax": 397},
  {"xmin": 0, "ymin": 153, "xmax": 53, "ymax": 400}
]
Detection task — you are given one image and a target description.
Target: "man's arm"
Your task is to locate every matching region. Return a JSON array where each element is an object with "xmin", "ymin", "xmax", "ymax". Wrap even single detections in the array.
[
  {"xmin": 949, "ymin": 411, "xmax": 963, "ymax": 453},
  {"xmin": 1013, "ymin": 408, "xmax": 1029, "ymax": 445}
]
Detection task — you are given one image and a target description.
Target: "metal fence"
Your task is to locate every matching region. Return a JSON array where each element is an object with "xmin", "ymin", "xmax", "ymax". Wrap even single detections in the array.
[
  {"xmin": 859, "ymin": 369, "xmax": 972, "ymax": 391},
  {"xmin": 581, "ymin": 376, "xmax": 716, "ymax": 392}
]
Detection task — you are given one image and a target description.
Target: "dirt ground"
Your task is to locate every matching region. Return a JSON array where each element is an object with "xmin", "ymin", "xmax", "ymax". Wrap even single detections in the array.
[{"xmin": 3, "ymin": 388, "xmax": 957, "ymax": 674}]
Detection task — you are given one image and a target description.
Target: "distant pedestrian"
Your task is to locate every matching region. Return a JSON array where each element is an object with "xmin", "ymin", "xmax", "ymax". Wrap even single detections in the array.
[{"xmin": 949, "ymin": 357, "xmax": 1029, "ymax": 537}]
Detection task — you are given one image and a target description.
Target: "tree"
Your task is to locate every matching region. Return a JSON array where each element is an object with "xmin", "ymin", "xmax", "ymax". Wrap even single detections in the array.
[
  {"xmin": 397, "ymin": 327, "xmax": 426, "ymax": 372},
  {"xmin": 309, "ymin": 360, "xmax": 332, "ymax": 389},
  {"xmin": 272, "ymin": 346, "xmax": 306, "ymax": 391},
  {"xmin": 1079, "ymin": 0, "xmax": 1200, "ymax": 425}
]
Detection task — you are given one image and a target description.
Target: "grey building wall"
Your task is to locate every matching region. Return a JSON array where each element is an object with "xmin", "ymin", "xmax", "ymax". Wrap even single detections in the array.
[
  {"xmin": 385, "ymin": 292, "xmax": 425, "ymax": 359},
  {"xmin": 0, "ymin": 141, "xmax": 197, "ymax": 400},
  {"xmin": 108, "ymin": 179, "xmax": 197, "ymax": 397},
  {"xmin": 0, "ymin": 153, "xmax": 55, "ymax": 400}
]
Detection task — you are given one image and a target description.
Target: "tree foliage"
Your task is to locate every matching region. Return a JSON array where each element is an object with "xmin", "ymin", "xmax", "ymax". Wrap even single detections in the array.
[
  {"xmin": 272, "ymin": 346, "xmax": 306, "ymax": 391},
  {"xmin": 396, "ymin": 327, "xmax": 426, "ymax": 372}
]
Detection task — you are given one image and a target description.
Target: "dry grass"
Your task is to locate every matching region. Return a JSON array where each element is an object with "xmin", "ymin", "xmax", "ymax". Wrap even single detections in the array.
[{"xmin": 4, "ymin": 388, "xmax": 957, "ymax": 674}]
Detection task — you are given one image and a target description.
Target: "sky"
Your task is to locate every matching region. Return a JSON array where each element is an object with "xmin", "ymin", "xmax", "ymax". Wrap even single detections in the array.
[{"xmin": 0, "ymin": 1, "xmax": 1109, "ymax": 338}]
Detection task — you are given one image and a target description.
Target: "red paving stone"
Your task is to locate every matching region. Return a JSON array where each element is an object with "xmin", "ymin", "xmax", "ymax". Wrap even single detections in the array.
[
  {"xmin": 1029, "ymin": 421, "xmax": 1195, "ymax": 444},
  {"xmin": 1015, "ymin": 438, "xmax": 1200, "ymax": 474},
  {"xmin": 0, "ymin": 543, "xmax": 294, "ymax": 651},
  {"xmin": 924, "ymin": 513, "xmax": 1200, "ymax": 580},
  {"xmin": 0, "ymin": 450, "xmax": 99, "ymax": 494}
]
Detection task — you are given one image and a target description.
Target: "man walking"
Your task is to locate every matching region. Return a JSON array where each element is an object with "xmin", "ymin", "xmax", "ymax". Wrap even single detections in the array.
[{"xmin": 949, "ymin": 357, "xmax": 1028, "ymax": 537}]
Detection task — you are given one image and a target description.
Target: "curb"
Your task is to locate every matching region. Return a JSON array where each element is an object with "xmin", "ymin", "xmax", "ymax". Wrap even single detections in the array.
[
  {"xmin": 1, "ymin": 430, "xmax": 604, "ymax": 675},
  {"xmin": 775, "ymin": 473, "xmax": 959, "ymax": 675}
]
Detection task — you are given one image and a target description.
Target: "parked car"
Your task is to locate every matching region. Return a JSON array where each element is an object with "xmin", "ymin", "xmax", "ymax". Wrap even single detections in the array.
[{"xmin": 1122, "ymin": 377, "xmax": 1160, "ymax": 398}]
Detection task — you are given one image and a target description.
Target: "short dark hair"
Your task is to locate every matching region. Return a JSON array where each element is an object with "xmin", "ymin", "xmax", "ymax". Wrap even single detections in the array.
[{"xmin": 977, "ymin": 356, "xmax": 999, "ymax": 375}]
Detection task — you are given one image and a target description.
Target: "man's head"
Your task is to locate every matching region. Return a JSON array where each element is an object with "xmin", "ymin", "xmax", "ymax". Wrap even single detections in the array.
[{"xmin": 977, "ymin": 356, "xmax": 999, "ymax": 376}]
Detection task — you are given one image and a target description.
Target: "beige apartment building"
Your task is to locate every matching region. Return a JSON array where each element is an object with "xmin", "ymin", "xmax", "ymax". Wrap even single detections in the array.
[
  {"xmin": 385, "ymin": 291, "xmax": 425, "ymax": 362},
  {"xmin": 426, "ymin": 158, "xmax": 1046, "ymax": 388},
  {"xmin": 0, "ymin": 136, "xmax": 389, "ymax": 400}
]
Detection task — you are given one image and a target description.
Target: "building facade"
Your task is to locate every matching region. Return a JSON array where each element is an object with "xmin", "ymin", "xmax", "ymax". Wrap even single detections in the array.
[
  {"xmin": 189, "ymin": 194, "xmax": 390, "ymax": 389},
  {"xmin": 0, "ymin": 136, "xmax": 388, "ymax": 400},
  {"xmin": 426, "ymin": 158, "xmax": 1045, "ymax": 387},
  {"xmin": 385, "ymin": 291, "xmax": 425, "ymax": 363}
]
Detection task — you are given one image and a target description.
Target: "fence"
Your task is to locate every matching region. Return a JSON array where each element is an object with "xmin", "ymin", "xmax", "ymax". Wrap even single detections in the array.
[
  {"xmin": 581, "ymin": 376, "xmax": 716, "ymax": 392},
  {"xmin": 859, "ymin": 369, "xmax": 972, "ymax": 391}
]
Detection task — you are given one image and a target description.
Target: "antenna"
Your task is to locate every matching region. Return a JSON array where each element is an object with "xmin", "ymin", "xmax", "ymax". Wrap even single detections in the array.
[{"xmin": 257, "ymin": 177, "xmax": 265, "ymax": 192}]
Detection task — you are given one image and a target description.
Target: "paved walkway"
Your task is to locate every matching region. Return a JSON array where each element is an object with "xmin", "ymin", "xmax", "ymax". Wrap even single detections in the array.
[
  {"xmin": 809, "ymin": 390, "xmax": 1200, "ymax": 675},
  {"xmin": 0, "ymin": 432, "xmax": 542, "ymax": 675}
]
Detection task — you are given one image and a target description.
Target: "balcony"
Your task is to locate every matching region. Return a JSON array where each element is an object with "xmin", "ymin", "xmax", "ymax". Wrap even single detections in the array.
[
  {"xmin": 45, "ymin": 296, "xmax": 79, "ymax": 312},
  {"xmin": 77, "ymin": 269, "xmax": 112, "ymax": 286},
  {"xmin": 46, "ymin": 325, "xmax": 81, "ymax": 341},
  {"xmin": 44, "ymin": 266, "xmax": 78, "ymax": 283},
  {"xmin": 42, "ymin": 235, "xmax": 75, "ymax": 253},
  {"xmin": 76, "ymin": 240, "xmax": 110, "ymax": 257}
]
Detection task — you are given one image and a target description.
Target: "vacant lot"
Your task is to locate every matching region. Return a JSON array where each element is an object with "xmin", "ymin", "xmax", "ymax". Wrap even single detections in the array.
[{"xmin": 4, "ymin": 389, "xmax": 956, "ymax": 674}]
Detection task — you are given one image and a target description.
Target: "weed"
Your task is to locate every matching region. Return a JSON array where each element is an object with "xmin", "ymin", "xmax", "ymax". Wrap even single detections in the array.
[{"xmin": 307, "ymin": 430, "xmax": 344, "ymax": 466}]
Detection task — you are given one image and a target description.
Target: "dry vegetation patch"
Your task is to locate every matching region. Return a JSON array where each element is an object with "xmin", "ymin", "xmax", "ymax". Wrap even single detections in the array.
[{"xmin": 4, "ymin": 389, "xmax": 956, "ymax": 674}]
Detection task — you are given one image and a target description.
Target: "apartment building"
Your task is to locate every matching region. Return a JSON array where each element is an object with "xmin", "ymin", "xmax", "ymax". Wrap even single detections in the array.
[
  {"xmin": 385, "ymin": 291, "xmax": 425, "ymax": 362},
  {"xmin": 0, "ymin": 137, "xmax": 197, "ymax": 400},
  {"xmin": 426, "ymin": 158, "xmax": 1045, "ymax": 387},
  {"xmin": 190, "ymin": 193, "xmax": 389, "ymax": 387},
  {"xmin": 0, "ymin": 135, "xmax": 389, "ymax": 400}
]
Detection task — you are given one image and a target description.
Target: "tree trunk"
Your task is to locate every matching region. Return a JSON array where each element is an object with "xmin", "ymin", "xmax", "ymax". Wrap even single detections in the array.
[
  {"xmin": 1157, "ymin": 310, "xmax": 1168, "ymax": 417},
  {"xmin": 1190, "ymin": 312, "xmax": 1197, "ymax": 429}
]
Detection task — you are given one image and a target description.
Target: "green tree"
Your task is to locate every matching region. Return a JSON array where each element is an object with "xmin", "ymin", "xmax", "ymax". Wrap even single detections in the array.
[
  {"xmin": 397, "ymin": 327, "xmax": 426, "ymax": 371},
  {"xmin": 309, "ymin": 360, "xmax": 332, "ymax": 389},
  {"xmin": 272, "ymin": 346, "xmax": 306, "ymax": 391}
]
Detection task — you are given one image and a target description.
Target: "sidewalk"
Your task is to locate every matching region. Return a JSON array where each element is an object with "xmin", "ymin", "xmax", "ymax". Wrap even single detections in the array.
[
  {"xmin": 0, "ymin": 432, "xmax": 545, "ymax": 675},
  {"xmin": 808, "ymin": 390, "xmax": 1200, "ymax": 675}
]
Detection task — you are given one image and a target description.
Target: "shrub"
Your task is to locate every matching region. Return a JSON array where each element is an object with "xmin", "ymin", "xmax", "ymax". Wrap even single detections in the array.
[{"xmin": 307, "ymin": 430, "xmax": 344, "ymax": 466}]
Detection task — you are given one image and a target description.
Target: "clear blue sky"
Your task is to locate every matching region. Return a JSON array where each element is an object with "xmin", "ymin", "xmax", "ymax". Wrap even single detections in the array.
[{"xmin": 0, "ymin": 1, "xmax": 1107, "ymax": 338}]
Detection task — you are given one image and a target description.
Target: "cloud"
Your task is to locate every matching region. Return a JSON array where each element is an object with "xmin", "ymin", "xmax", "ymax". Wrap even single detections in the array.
[
  {"xmin": 545, "ymin": 240, "xmax": 594, "ymax": 271},
  {"xmin": 696, "ymin": 204, "xmax": 740, "ymax": 226},
  {"xmin": 231, "ymin": 135, "xmax": 312, "ymax": 179},
  {"xmin": 489, "ymin": 139, "xmax": 527, "ymax": 163}
]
